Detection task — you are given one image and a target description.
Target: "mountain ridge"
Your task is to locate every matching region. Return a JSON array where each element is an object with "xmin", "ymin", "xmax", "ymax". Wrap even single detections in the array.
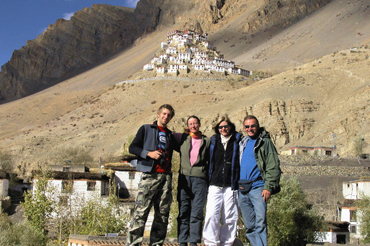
[
  {"xmin": 0, "ymin": 0, "xmax": 331, "ymax": 102},
  {"xmin": 0, "ymin": 0, "xmax": 369, "ymax": 172}
]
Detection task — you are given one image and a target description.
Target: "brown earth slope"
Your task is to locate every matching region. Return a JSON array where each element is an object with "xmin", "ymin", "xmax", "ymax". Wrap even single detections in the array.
[
  {"xmin": 0, "ymin": 0, "xmax": 331, "ymax": 102},
  {"xmin": 0, "ymin": 0, "xmax": 369, "ymax": 169}
]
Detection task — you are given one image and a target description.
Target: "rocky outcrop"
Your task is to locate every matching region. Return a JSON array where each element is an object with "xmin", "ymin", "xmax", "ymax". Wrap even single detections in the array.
[
  {"xmin": 244, "ymin": 99, "xmax": 320, "ymax": 147},
  {"xmin": 176, "ymin": 0, "xmax": 331, "ymax": 35},
  {"xmin": 0, "ymin": 4, "xmax": 144, "ymax": 101},
  {"xmin": 0, "ymin": 0, "xmax": 330, "ymax": 102},
  {"xmin": 240, "ymin": 0, "xmax": 331, "ymax": 34}
]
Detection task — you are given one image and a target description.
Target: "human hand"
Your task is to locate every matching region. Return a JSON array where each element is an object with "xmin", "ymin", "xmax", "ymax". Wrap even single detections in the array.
[
  {"xmin": 147, "ymin": 150, "xmax": 162, "ymax": 160},
  {"xmin": 262, "ymin": 189, "xmax": 271, "ymax": 202}
]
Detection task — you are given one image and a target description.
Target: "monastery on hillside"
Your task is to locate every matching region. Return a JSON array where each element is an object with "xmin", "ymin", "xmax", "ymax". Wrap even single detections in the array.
[{"xmin": 143, "ymin": 30, "xmax": 251, "ymax": 77}]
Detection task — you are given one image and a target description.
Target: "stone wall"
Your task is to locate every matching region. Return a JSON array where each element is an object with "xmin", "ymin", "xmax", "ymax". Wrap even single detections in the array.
[
  {"xmin": 283, "ymin": 165, "xmax": 370, "ymax": 177},
  {"xmin": 279, "ymin": 156, "xmax": 370, "ymax": 221}
]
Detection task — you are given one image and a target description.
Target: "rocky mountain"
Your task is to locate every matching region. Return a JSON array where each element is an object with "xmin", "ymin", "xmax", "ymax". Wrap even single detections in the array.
[
  {"xmin": 0, "ymin": 4, "xmax": 139, "ymax": 101},
  {"xmin": 0, "ymin": 0, "xmax": 331, "ymax": 102},
  {"xmin": 0, "ymin": 0, "xmax": 369, "ymax": 171}
]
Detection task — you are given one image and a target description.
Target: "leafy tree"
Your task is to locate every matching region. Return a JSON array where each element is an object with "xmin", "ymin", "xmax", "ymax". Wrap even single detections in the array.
[
  {"xmin": 356, "ymin": 195, "xmax": 370, "ymax": 243},
  {"xmin": 266, "ymin": 177, "xmax": 325, "ymax": 246},
  {"xmin": 167, "ymin": 153, "xmax": 180, "ymax": 238},
  {"xmin": 0, "ymin": 209, "xmax": 45, "ymax": 245},
  {"xmin": 238, "ymin": 177, "xmax": 327, "ymax": 245},
  {"xmin": 64, "ymin": 179, "xmax": 129, "ymax": 237},
  {"xmin": 22, "ymin": 173, "xmax": 55, "ymax": 238},
  {"xmin": 22, "ymin": 170, "xmax": 129, "ymax": 244},
  {"xmin": 352, "ymin": 136, "xmax": 367, "ymax": 157},
  {"xmin": 71, "ymin": 194, "xmax": 128, "ymax": 236}
]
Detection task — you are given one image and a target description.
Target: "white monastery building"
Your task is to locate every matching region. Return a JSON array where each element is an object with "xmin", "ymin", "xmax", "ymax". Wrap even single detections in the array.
[
  {"xmin": 142, "ymin": 30, "xmax": 252, "ymax": 76},
  {"xmin": 156, "ymin": 67, "xmax": 166, "ymax": 73},
  {"xmin": 143, "ymin": 64, "xmax": 154, "ymax": 71}
]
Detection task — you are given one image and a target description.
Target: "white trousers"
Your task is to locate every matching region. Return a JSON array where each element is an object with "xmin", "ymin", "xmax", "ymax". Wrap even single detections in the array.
[{"xmin": 203, "ymin": 186, "xmax": 239, "ymax": 246}]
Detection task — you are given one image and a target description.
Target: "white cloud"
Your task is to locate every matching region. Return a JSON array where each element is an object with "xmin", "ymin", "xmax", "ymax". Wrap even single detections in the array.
[
  {"xmin": 125, "ymin": 0, "xmax": 139, "ymax": 8},
  {"xmin": 63, "ymin": 12, "xmax": 75, "ymax": 20}
]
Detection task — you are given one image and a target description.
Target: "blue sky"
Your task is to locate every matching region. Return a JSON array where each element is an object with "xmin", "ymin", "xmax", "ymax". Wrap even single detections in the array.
[{"xmin": 0, "ymin": 0, "xmax": 139, "ymax": 69}]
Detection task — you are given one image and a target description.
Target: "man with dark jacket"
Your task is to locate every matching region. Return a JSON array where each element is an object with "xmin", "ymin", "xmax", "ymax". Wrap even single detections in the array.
[
  {"xmin": 127, "ymin": 104, "xmax": 179, "ymax": 246},
  {"xmin": 238, "ymin": 115, "xmax": 281, "ymax": 246}
]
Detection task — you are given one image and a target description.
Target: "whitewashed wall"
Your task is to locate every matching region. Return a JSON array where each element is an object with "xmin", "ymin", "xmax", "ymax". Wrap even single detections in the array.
[
  {"xmin": 0, "ymin": 179, "xmax": 9, "ymax": 197},
  {"xmin": 341, "ymin": 208, "xmax": 361, "ymax": 239},
  {"xmin": 114, "ymin": 171, "xmax": 140, "ymax": 198},
  {"xmin": 317, "ymin": 231, "xmax": 350, "ymax": 244},
  {"xmin": 33, "ymin": 178, "xmax": 109, "ymax": 217},
  {"xmin": 343, "ymin": 181, "xmax": 370, "ymax": 199}
]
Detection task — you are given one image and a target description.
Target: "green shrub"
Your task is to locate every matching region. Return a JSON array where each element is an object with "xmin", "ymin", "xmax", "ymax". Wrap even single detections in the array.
[
  {"xmin": 22, "ymin": 171, "xmax": 129, "ymax": 244},
  {"xmin": 0, "ymin": 210, "xmax": 45, "ymax": 245},
  {"xmin": 267, "ymin": 177, "xmax": 325, "ymax": 246},
  {"xmin": 356, "ymin": 195, "xmax": 370, "ymax": 243}
]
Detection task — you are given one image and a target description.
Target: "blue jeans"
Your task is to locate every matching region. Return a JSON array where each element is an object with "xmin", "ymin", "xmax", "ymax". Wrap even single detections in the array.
[{"xmin": 238, "ymin": 186, "xmax": 267, "ymax": 246}]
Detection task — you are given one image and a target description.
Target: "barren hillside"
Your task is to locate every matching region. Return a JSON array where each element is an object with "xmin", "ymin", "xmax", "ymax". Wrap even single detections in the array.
[{"xmin": 0, "ymin": 0, "xmax": 369, "ymax": 173}]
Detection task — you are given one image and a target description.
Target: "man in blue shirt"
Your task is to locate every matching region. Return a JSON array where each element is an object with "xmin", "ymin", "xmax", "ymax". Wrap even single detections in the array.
[{"xmin": 238, "ymin": 115, "xmax": 281, "ymax": 246}]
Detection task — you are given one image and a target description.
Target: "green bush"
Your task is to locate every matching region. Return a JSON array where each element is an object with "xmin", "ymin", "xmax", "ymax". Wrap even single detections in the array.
[
  {"xmin": 22, "ymin": 172, "xmax": 129, "ymax": 244},
  {"xmin": 167, "ymin": 152, "xmax": 180, "ymax": 238},
  {"xmin": 267, "ymin": 177, "xmax": 325, "ymax": 246},
  {"xmin": 22, "ymin": 175, "xmax": 55, "ymax": 236},
  {"xmin": 352, "ymin": 136, "xmax": 367, "ymax": 157},
  {"xmin": 356, "ymin": 195, "xmax": 370, "ymax": 243},
  {"xmin": 237, "ymin": 178, "xmax": 325, "ymax": 245},
  {"xmin": 0, "ymin": 210, "xmax": 45, "ymax": 246}
]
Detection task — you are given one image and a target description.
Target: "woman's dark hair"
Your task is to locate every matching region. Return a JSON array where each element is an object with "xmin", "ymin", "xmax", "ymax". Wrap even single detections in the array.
[
  {"xmin": 187, "ymin": 115, "xmax": 201, "ymax": 126},
  {"xmin": 212, "ymin": 115, "xmax": 236, "ymax": 135}
]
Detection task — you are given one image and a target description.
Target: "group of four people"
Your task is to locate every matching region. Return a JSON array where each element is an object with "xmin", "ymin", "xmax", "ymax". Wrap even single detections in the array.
[{"xmin": 127, "ymin": 104, "xmax": 281, "ymax": 246}]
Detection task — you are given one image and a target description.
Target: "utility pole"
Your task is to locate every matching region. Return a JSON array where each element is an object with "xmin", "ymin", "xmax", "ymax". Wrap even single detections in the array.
[
  {"xmin": 332, "ymin": 134, "xmax": 337, "ymax": 157},
  {"xmin": 360, "ymin": 138, "xmax": 364, "ymax": 158}
]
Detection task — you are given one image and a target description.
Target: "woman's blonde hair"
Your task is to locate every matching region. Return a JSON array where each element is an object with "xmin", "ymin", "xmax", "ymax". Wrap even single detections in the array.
[{"xmin": 212, "ymin": 115, "xmax": 236, "ymax": 135}]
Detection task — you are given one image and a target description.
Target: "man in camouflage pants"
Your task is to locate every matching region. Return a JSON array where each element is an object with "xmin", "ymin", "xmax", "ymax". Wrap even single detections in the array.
[{"xmin": 127, "ymin": 104, "xmax": 179, "ymax": 246}]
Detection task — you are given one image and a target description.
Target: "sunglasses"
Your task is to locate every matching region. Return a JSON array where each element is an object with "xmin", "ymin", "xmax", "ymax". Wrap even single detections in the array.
[
  {"xmin": 218, "ymin": 125, "xmax": 230, "ymax": 129},
  {"xmin": 244, "ymin": 124, "xmax": 258, "ymax": 129}
]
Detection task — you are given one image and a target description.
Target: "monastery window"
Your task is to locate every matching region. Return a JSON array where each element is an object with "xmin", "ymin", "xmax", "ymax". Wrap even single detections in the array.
[
  {"xmin": 63, "ymin": 167, "xmax": 70, "ymax": 172},
  {"xmin": 325, "ymin": 150, "xmax": 332, "ymax": 156},
  {"xmin": 129, "ymin": 172, "xmax": 135, "ymax": 180},
  {"xmin": 62, "ymin": 181, "xmax": 73, "ymax": 193},
  {"xmin": 102, "ymin": 182, "xmax": 109, "ymax": 195},
  {"xmin": 87, "ymin": 181, "xmax": 96, "ymax": 191},
  {"xmin": 350, "ymin": 225, "xmax": 357, "ymax": 233},
  {"xmin": 350, "ymin": 210, "xmax": 357, "ymax": 222}
]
